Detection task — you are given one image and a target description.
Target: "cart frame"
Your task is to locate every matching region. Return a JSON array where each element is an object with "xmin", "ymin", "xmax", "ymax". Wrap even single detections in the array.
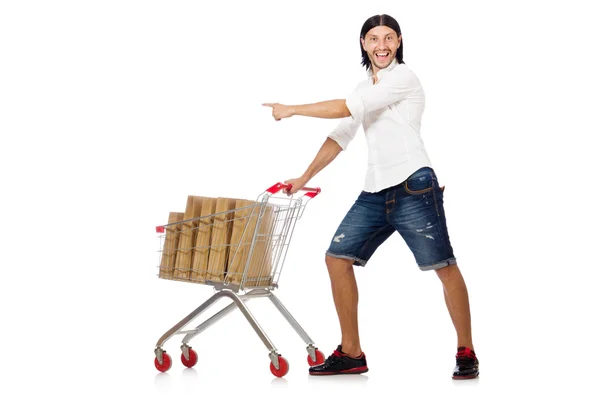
[{"xmin": 153, "ymin": 182, "xmax": 326, "ymax": 377}]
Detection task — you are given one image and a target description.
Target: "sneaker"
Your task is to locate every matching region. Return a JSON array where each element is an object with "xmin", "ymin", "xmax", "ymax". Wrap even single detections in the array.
[
  {"xmin": 453, "ymin": 346, "xmax": 479, "ymax": 379},
  {"xmin": 309, "ymin": 345, "xmax": 368, "ymax": 375}
]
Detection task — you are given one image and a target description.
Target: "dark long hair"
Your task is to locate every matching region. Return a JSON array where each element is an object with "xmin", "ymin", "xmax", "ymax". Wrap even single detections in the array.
[{"xmin": 360, "ymin": 14, "xmax": 404, "ymax": 70}]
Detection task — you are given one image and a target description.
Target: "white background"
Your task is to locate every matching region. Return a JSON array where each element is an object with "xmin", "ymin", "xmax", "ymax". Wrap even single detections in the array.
[{"xmin": 1, "ymin": 0, "xmax": 599, "ymax": 396}]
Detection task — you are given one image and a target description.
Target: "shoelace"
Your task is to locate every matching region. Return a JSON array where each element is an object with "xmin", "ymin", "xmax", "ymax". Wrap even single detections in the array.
[
  {"xmin": 456, "ymin": 352, "xmax": 476, "ymax": 366},
  {"xmin": 324, "ymin": 350, "xmax": 345, "ymax": 366}
]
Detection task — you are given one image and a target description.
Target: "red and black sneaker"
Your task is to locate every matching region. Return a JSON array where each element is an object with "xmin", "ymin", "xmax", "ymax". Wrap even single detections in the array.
[
  {"xmin": 453, "ymin": 346, "xmax": 479, "ymax": 379},
  {"xmin": 308, "ymin": 345, "xmax": 368, "ymax": 376}
]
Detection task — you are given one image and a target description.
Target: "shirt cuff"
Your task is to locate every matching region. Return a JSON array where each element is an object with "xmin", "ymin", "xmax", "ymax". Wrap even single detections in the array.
[
  {"xmin": 327, "ymin": 132, "xmax": 350, "ymax": 151},
  {"xmin": 345, "ymin": 92, "xmax": 365, "ymax": 123}
]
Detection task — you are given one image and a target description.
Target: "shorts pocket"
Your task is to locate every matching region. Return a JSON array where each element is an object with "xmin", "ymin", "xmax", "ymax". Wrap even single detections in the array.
[{"xmin": 404, "ymin": 170, "xmax": 434, "ymax": 195}]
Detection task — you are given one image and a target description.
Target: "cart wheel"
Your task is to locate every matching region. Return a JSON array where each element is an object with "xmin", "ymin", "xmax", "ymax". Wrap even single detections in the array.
[
  {"xmin": 307, "ymin": 349, "xmax": 325, "ymax": 366},
  {"xmin": 270, "ymin": 356, "xmax": 289, "ymax": 378},
  {"xmin": 181, "ymin": 348, "xmax": 198, "ymax": 368},
  {"xmin": 154, "ymin": 351, "xmax": 172, "ymax": 373}
]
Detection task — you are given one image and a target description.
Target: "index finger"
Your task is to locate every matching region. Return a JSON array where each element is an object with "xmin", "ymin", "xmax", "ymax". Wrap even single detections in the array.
[{"xmin": 262, "ymin": 103, "xmax": 275, "ymax": 107}]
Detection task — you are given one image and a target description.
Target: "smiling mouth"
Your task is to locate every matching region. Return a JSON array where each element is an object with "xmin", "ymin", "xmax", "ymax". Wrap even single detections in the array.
[{"xmin": 375, "ymin": 52, "xmax": 390, "ymax": 61}]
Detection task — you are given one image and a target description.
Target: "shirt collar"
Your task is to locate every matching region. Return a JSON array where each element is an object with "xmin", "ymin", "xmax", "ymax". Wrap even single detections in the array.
[{"xmin": 368, "ymin": 58, "xmax": 399, "ymax": 81}]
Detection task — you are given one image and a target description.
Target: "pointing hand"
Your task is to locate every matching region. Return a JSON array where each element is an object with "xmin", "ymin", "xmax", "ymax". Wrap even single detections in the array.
[{"xmin": 262, "ymin": 103, "xmax": 294, "ymax": 121}]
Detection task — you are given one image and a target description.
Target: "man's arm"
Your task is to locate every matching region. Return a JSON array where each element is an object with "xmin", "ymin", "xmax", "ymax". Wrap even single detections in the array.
[
  {"xmin": 264, "ymin": 68, "xmax": 419, "ymax": 122},
  {"xmin": 284, "ymin": 138, "xmax": 343, "ymax": 194},
  {"xmin": 292, "ymin": 100, "xmax": 351, "ymax": 119},
  {"xmin": 263, "ymin": 100, "xmax": 350, "ymax": 120}
]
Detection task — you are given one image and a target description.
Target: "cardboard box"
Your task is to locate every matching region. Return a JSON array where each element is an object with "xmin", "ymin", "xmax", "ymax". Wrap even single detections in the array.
[
  {"xmin": 243, "ymin": 204, "xmax": 276, "ymax": 287},
  {"xmin": 205, "ymin": 198, "xmax": 237, "ymax": 282},
  {"xmin": 226, "ymin": 201, "xmax": 276, "ymax": 287},
  {"xmin": 159, "ymin": 212, "xmax": 185, "ymax": 279},
  {"xmin": 173, "ymin": 196, "xmax": 207, "ymax": 280},
  {"xmin": 226, "ymin": 199, "xmax": 258, "ymax": 284},
  {"xmin": 190, "ymin": 197, "xmax": 217, "ymax": 282}
]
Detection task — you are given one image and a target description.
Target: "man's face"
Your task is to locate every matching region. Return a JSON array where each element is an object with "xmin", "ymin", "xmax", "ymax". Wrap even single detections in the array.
[{"xmin": 361, "ymin": 25, "xmax": 401, "ymax": 73}]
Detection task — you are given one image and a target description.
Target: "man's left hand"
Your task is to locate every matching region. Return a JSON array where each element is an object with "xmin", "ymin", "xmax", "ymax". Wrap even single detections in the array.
[
  {"xmin": 283, "ymin": 176, "xmax": 308, "ymax": 195},
  {"xmin": 262, "ymin": 103, "xmax": 294, "ymax": 121}
]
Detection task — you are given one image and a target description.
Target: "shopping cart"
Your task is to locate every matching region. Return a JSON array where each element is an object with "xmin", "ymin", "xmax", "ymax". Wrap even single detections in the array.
[{"xmin": 153, "ymin": 182, "xmax": 326, "ymax": 377}]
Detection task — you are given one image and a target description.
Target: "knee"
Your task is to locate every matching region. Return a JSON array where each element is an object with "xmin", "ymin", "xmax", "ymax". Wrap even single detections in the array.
[
  {"xmin": 435, "ymin": 263, "xmax": 459, "ymax": 282},
  {"xmin": 325, "ymin": 255, "xmax": 353, "ymax": 271}
]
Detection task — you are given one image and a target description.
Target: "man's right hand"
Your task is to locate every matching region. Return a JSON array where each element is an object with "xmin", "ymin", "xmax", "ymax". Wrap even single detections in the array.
[
  {"xmin": 283, "ymin": 176, "xmax": 309, "ymax": 195},
  {"xmin": 262, "ymin": 103, "xmax": 294, "ymax": 121}
]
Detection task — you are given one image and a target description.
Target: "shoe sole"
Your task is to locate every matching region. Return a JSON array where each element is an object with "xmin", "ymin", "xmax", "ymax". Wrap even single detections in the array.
[
  {"xmin": 309, "ymin": 367, "xmax": 369, "ymax": 376},
  {"xmin": 452, "ymin": 372, "xmax": 479, "ymax": 380}
]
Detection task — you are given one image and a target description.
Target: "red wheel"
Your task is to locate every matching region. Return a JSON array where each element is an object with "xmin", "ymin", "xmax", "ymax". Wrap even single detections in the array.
[
  {"xmin": 270, "ymin": 356, "xmax": 289, "ymax": 378},
  {"xmin": 154, "ymin": 351, "xmax": 172, "ymax": 372},
  {"xmin": 307, "ymin": 349, "xmax": 325, "ymax": 366},
  {"xmin": 181, "ymin": 348, "xmax": 198, "ymax": 368}
]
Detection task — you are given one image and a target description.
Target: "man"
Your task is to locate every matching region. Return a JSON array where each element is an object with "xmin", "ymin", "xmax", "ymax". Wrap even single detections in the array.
[{"xmin": 263, "ymin": 14, "xmax": 478, "ymax": 379}]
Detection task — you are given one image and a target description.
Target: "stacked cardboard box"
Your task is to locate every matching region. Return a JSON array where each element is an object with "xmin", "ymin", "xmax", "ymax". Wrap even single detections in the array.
[
  {"xmin": 159, "ymin": 195, "xmax": 276, "ymax": 288},
  {"xmin": 225, "ymin": 200, "xmax": 275, "ymax": 287},
  {"xmin": 159, "ymin": 212, "xmax": 185, "ymax": 278},
  {"xmin": 173, "ymin": 196, "xmax": 207, "ymax": 280}
]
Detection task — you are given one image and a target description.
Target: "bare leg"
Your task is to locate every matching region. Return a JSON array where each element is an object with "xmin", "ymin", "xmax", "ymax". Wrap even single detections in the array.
[
  {"xmin": 435, "ymin": 264, "xmax": 474, "ymax": 349},
  {"xmin": 443, "ymin": 288, "xmax": 457, "ymax": 331},
  {"xmin": 325, "ymin": 255, "xmax": 362, "ymax": 357}
]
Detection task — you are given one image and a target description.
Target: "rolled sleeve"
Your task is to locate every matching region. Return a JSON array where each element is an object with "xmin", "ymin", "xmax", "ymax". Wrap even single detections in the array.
[
  {"xmin": 345, "ymin": 92, "xmax": 366, "ymax": 125},
  {"xmin": 327, "ymin": 116, "xmax": 360, "ymax": 151},
  {"xmin": 346, "ymin": 67, "xmax": 419, "ymax": 123}
]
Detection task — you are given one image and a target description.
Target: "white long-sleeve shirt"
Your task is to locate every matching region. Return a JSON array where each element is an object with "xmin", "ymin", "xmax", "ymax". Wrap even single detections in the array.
[{"xmin": 328, "ymin": 59, "xmax": 432, "ymax": 193}]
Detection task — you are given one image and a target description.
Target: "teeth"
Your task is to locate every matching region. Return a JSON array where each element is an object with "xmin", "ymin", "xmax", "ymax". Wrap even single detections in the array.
[{"xmin": 376, "ymin": 53, "xmax": 388, "ymax": 57}]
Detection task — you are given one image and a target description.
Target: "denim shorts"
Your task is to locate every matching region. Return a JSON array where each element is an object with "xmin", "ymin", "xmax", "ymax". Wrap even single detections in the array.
[{"xmin": 326, "ymin": 167, "xmax": 457, "ymax": 271}]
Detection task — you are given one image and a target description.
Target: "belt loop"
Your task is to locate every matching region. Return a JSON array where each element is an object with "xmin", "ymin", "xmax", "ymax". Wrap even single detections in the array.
[{"xmin": 385, "ymin": 189, "xmax": 395, "ymax": 213}]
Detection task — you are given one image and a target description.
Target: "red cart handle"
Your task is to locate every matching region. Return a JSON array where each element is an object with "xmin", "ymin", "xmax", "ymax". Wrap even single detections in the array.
[{"xmin": 266, "ymin": 182, "xmax": 321, "ymax": 198}]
